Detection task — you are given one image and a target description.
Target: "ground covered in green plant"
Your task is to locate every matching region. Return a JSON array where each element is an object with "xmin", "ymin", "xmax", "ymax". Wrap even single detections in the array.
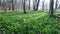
[{"xmin": 0, "ymin": 10, "xmax": 60, "ymax": 34}]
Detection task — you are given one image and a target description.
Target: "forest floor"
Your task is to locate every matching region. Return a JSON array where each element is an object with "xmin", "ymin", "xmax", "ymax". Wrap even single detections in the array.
[{"xmin": 0, "ymin": 10, "xmax": 60, "ymax": 34}]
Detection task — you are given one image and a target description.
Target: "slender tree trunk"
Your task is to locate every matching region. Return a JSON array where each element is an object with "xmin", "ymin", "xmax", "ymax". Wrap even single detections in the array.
[
  {"xmin": 42, "ymin": 0, "xmax": 44, "ymax": 10},
  {"xmin": 33, "ymin": 0, "xmax": 37, "ymax": 10},
  {"xmin": 0, "ymin": 0, "xmax": 1, "ymax": 5},
  {"xmin": 12, "ymin": 0, "xmax": 14, "ymax": 11},
  {"xmin": 23, "ymin": 0, "xmax": 26, "ymax": 13},
  {"xmin": 9, "ymin": 2, "xmax": 11, "ymax": 10},
  {"xmin": 35, "ymin": 0, "xmax": 40, "ymax": 10},
  {"xmin": 33, "ymin": 4, "xmax": 35, "ymax": 10},
  {"xmin": 33, "ymin": 0, "xmax": 40, "ymax": 10},
  {"xmin": 29, "ymin": 0, "xmax": 30, "ymax": 10},
  {"xmin": 3, "ymin": 0, "xmax": 6, "ymax": 12},
  {"xmin": 33, "ymin": 0, "xmax": 35, "ymax": 10},
  {"xmin": 49, "ymin": 0, "xmax": 54, "ymax": 17},
  {"xmin": 55, "ymin": 0, "xmax": 58, "ymax": 10}
]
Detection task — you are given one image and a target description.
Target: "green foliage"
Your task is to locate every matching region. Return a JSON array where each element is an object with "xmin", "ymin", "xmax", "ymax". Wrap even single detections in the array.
[{"xmin": 0, "ymin": 10, "xmax": 60, "ymax": 34}]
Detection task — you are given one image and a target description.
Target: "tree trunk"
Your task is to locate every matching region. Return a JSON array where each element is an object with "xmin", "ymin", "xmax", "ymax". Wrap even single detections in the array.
[
  {"xmin": 29, "ymin": 0, "xmax": 30, "ymax": 10},
  {"xmin": 12, "ymin": 0, "xmax": 14, "ymax": 11},
  {"xmin": 42, "ymin": 0, "xmax": 44, "ymax": 10},
  {"xmin": 3, "ymin": 0, "xmax": 7, "ymax": 12},
  {"xmin": 33, "ymin": 0, "xmax": 35, "ymax": 10},
  {"xmin": 58, "ymin": 5, "xmax": 60, "ymax": 9},
  {"xmin": 0, "ymin": 0, "xmax": 2, "ymax": 5},
  {"xmin": 36, "ymin": 0, "xmax": 40, "ymax": 10},
  {"xmin": 33, "ymin": 0, "xmax": 40, "ymax": 10},
  {"xmin": 23, "ymin": 0, "xmax": 26, "ymax": 13},
  {"xmin": 49, "ymin": 0, "xmax": 54, "ymax": 17},
  {"xmin": 9, "ymin": 2, "xmax": 11, "ymax": 10},
  {"xmin": 55, "ymin": 0, "xmax": 58, "ymax": 10}
]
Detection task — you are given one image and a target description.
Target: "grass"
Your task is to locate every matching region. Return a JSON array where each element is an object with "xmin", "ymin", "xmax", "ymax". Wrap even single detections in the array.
[{"xmin": 0, "ymin": 10, "xmax": 60, "ymax": 34}]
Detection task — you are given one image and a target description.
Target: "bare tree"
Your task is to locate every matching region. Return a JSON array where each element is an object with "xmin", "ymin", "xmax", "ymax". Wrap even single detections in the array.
[
  {"xmin": 33, "ymin": 0, "xmax": 40, "ymax": 10},
  {"xmin": 6, "ymin": 0, "xmax": 11, "ymax": 10},
  {"xmin": 36, "ymin": 0, "xmax": 40, "ymax": 10},
  {"xmin": 2, "ymin": 0, "xmax": 8, "ymax": 11},
  {"xmin": 49, "ymin": 0, "xmax": 54, "ymax": 16}
]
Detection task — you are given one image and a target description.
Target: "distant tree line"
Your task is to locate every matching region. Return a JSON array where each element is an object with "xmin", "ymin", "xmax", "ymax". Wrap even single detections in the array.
[{"xmin": 0, "ymin": 0, "xmax": 60, "ymax": 14}]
